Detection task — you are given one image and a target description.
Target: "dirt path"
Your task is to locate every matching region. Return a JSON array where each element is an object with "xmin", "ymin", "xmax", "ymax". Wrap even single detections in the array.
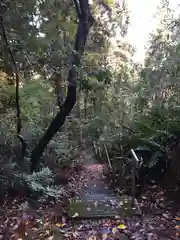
[
  {"xmin": 62, "ymin": 149, "xmax": 180, "ymax": 239},
  {"xmin": 81, "ymin": 149, "xmax": 113, "ymax": 198},
  {"xmin": 1, "ymin": 148, "xmax": 179, "ymax": 239}
]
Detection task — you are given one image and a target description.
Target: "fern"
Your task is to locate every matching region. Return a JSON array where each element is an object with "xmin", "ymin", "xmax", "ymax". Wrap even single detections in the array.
[
  {"xmin": 21, "ymin": 167, "xmax": 66, "ymax": 199},
  {"xmin": 148, "ymin": 151, "xmax": 164, "ymax": 168}
]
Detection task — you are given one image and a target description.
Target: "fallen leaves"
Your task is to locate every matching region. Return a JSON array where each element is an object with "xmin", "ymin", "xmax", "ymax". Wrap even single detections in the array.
[
  {"xmin": 55, "ymin": 223, "xmax": 66, "ymax": 228},
  {"xmin": 14, "ymin": 220, "xmax": 26, "ymax": 239},
  {"xmin": 72, "ymin": 212, "xmax": 79, "ymax": 218},
  {"xmin": 1, "ymin": 156, "xmax": 180, "ymax": 240},
  {"xmin": 117, "ymin": 223, "xmax": 127, "ymax": 230}
]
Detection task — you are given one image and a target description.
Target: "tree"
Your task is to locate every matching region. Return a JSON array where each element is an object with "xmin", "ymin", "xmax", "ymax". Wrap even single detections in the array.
[
  {"xmin": 0, "ymin": 0, "xmax": 130, "ymax": 172},
  {"xmin": 30, "ymin": 0, "xmax": 94, "ymax": 172}
]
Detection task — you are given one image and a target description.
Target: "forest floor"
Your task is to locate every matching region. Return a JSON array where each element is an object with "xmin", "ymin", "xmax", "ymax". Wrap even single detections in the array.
[{"xmin": 0, "ymin": 149, "xmax": 180, "ymax": 239}]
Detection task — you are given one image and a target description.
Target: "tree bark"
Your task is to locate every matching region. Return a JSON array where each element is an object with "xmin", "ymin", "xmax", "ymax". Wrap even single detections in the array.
[
  {"xmin": 52, "ymin": 71, "xmax": 69, "ymax": 142},
  {"xmin": 84, "ymin": 90, "xmax": 88, "ymax": 119},
  {"xmin": 77, "ymin": 86, "xmax": 83, "ymax": 142},
  {"xmin": 52, "ymin": 71, "xmax": 65, "ymax": 108},
  {"xmin": 30, "ymin": 0, "xmax": 94, "ymax": 172}
]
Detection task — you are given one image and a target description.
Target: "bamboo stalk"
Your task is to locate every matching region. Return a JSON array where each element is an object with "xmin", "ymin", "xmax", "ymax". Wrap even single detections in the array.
[
  {"xmin": 93, "ymin": 141, "xmax": 98, "ymax": 155},
  {"xmin": 104, "ymin": 144, "xmax": 112, "ymax": 170}
]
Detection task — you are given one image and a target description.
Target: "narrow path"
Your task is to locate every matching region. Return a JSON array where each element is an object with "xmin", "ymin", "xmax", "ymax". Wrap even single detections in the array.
[
  {"xmin": 53, "ymin": 149, "xmax": 180, "ymax": 239},
  {"xmin": 65, "ymin": 149, "xmax": 138, "ymax": 239},
  {"xmin": 68, "ymin": 149, "xmax": 137, "ymax": 219},
  {"xmin": 82, "ymin": 150, "xmax": 114, "ymax": 198}
]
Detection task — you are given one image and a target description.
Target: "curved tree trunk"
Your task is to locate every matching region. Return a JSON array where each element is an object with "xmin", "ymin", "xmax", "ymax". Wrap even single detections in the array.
[
  {"xmin": 52, "ymin": 71, "xmax": 68, "ymax": 141},
  {"xmin": 30, "ymin": 0, "xmax": 94, "ymax": 172},
  {"xmin": 52, "ymin": 71, "xmax": 65, "ymax": 108}
]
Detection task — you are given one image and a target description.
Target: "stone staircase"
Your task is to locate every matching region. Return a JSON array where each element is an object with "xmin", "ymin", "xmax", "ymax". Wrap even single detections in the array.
[
  {"xmin": 68, "ymin": 195, "xmax": 140, "ymax": 219},
  {"xmin": 68, "ymin": 161, "xmax": 141, "ymax": 219}
]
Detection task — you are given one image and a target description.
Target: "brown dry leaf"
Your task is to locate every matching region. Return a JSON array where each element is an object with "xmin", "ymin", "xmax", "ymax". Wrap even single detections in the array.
[
  {"xmin": 14, "ymin": 220, "xmax": 26, "ymax": 239},
  {"xmin": 102, "ymin": 234, "xmax": 108, "ymax": 240},
  {"xmin": 88, "ymin": 236, "xmax": 97, "ymax": 240},
  {"xmin": 72, "ymin": 231, "xmax": 79, "ymax": 238},
  {"xmin": 141, "ymin": 196, "xmax": 147, "ymax": 200},
  {"xmin": 72, "ymin": 212, "xmax": 79, "ymax": 218},
  {"xmin": 2, "ymin": 220, "xmax": 11, "ymax": 240},
  {"xmin": 55, "ymin": 223, "xmax": 66, "ymax": 227}
]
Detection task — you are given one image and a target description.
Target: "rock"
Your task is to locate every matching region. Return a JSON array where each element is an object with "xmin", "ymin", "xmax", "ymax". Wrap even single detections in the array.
[
  {"xmin": 114, "ymin": 232, "xmax": 129, "ymax": 240},
  {"xmin": 68, "ymin": 195, "xmax": 140, "ymax": 219}
]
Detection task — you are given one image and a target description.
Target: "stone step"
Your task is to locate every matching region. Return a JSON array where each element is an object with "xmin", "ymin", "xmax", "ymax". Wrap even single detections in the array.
[
  {"xmin": 83, "ymin": 193, "xmax": 116, "ymax": 200},
  {"xmin": 68, "ymin": 195, "xmax": 141, "ymax": 219}
]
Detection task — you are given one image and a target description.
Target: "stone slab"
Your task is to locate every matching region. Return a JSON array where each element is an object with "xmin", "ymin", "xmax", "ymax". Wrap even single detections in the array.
[{"xmin": 68, "ymin": 195, "xmax": 141, "ymax": 219}]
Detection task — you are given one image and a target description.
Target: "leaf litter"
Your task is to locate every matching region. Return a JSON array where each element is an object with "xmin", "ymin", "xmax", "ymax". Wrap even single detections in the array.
[{"xmin": 0, "ymin": 156, "xmax": 180, "ymax": 239}]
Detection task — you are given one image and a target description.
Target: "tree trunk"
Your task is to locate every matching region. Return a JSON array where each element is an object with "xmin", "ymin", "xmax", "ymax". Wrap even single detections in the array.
[
  {"xmin": 92, "ymin": 99, "xmax": 96, "ymax": 117},
  {"xmin": 84, "ymin": 90, "xmax": 88, "ymax": 119},
  {"xmin": 30, "ymin": 0, "xmax": 94, "ymax": 172},
  {"xmin": 52, "ymin": 71, "xmax": 69, "ymax": 141},
  {"xmin": 77, "ymin": 86, "xmax": 83, "ymax": 143},
  {"xmin": 52, "ymin": 71, "xmax": 65, "ymax": 108}
]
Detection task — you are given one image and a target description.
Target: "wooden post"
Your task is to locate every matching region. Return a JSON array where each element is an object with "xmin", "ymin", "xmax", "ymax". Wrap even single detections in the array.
[
  {"xmin": 130, "ymin": 149, "xmax": 139, "ymax": 207},
  {"xmin": 104, "ymin": 144, "xmax": 112, "ymax": 170}
]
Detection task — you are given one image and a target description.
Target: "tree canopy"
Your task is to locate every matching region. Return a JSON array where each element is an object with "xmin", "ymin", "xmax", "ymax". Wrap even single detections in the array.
[{"xmin": 1, "ymin": 0, "xmax": 180, "ymax": 238}]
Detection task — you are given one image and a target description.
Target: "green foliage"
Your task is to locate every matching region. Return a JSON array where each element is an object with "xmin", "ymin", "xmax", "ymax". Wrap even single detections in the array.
[
  {"xmin": 20, "ymin": 78, "xmax": 56, "ymax": 135},
  {"xmin": 83, "ymin": 8, "xmax": 180, "ymax": 183},
  {"xmin": 0, "ymin": 75, "xmax": 57, "ymax": 141},
  {"xmin": 2, "ymin": 0, "xmax": 180, "ymax": 198},
  {"xmin": 0, "ymin": 157, "xmax": 66, "ymax": 199},
  {"xmin": 23, "ymin": 167, "xmax": 66, "ymax": 199}
]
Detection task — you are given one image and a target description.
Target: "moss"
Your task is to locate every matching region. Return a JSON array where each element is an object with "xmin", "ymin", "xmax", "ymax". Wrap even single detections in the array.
[{"xmin": 68, "ymin": 195, "xmax": 140, "ymax": 218}]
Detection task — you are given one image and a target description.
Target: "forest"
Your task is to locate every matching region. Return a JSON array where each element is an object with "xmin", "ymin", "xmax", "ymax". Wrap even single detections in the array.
[{"xmin": 0, "ymin": 0, "xmax": 180, "ymax": 239}]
